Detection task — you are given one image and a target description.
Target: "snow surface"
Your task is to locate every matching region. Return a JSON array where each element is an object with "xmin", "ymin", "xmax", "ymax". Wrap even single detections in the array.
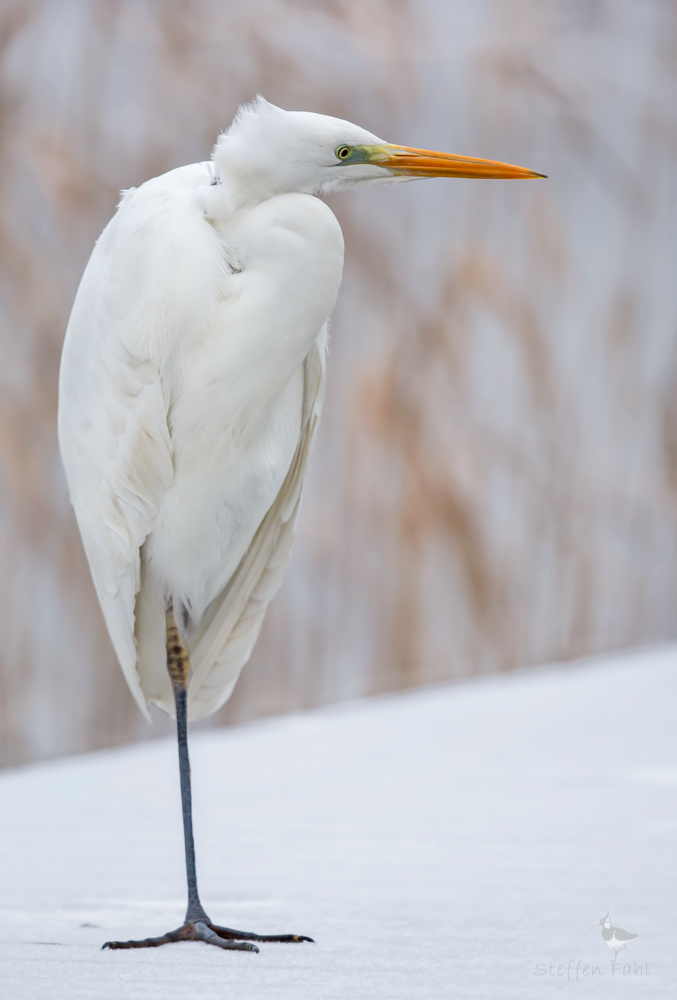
[{"xmin": 0, "ymin": 646, "xmax": 675, "ymax": 999}]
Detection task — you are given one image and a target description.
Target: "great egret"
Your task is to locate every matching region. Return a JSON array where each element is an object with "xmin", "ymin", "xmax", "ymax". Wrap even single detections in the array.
[{"xmin": 58, "ymin": 97, "xmax": 543, "ymax": 952}]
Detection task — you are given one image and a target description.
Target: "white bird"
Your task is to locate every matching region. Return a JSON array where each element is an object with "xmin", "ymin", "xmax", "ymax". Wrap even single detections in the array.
[{"xmin": 58, "ymin": 96, "xmax": 543, "ymax": 952}]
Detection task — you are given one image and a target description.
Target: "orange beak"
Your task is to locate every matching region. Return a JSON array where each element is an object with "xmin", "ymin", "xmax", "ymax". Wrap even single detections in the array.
[{"xmin": 367, "ymin": 144, "xmax": 546, "ymax": 180}]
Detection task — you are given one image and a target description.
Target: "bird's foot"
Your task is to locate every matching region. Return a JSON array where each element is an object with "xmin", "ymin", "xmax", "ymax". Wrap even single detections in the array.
[
  {"xmin": 102, "ymin": 920, "xmax": 313, "ymax": 952},
  {"xmin": 103, "ymin": 921, "xmax": 257, "ymax": 952}
]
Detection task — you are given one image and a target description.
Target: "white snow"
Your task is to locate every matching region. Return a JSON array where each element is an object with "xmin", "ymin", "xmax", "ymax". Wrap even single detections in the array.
[{"xmin": 0, "ymin": 646, "xmax": 675, "ymax": 998}]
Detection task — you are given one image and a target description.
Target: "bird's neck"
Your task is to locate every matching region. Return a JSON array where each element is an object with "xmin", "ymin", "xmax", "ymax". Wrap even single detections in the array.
[
  {"xmin": 210, "ymin": 148, "xmax": 269, "ymax": 212},
  {"xmin": 211, "ymin": 143, "xmax": 318, "ymax": 213}
]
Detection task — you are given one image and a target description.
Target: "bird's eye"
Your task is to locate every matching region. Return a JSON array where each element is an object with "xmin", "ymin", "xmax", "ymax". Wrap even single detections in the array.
[{"xmin": 336, "ymin": 145, "xmax": 351, "ymax": 161}]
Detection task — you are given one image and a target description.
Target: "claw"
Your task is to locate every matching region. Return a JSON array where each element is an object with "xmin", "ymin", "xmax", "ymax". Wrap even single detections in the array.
[{"xmin": 208, "ymin": 923, "xmax": 314, "ymax": 944}]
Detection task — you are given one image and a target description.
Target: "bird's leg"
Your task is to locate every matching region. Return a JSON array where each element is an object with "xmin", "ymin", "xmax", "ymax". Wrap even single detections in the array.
[
  {"xmin": 165, "ymin": 600, "xmax": 209, "ymax": 926},
  {"xmin": 103, "ymin": 600, "xmax": 255, "ymax": 952},
  {"xmin": 103, "ymin": 598, "xmax": 312, "ymax": 952}
]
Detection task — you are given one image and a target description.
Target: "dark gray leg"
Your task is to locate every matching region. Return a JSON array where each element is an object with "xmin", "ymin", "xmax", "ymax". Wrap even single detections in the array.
[
  {"xmin": 103, "ymin": 599, "xmax": 312, "ymax": 952},
  {"xmin": 167, "ymin": 605, "xmax": 210, "ymax": 926}
]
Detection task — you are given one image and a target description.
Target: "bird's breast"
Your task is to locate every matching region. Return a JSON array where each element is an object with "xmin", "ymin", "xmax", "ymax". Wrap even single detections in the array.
[
  {"xmin": 168, "ymin": 192, "xmax": 342, "ymax": 453},
  {"xmin": 145, "ymin": 192, "xmax": 341, "ymax": 620}
]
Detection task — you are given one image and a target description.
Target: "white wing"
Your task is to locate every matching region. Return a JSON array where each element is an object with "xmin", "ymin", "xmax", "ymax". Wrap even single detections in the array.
[
  {"xmin": 58, "ymin": 163, "xmax": 214, "ymax": 718},
  {"xmin": 186, "ymin": 330, "xmax": 326, "ymax": 720},
  {"xmin": 58, "ymin": 272, "xmax": 171, "ymax": 720}
]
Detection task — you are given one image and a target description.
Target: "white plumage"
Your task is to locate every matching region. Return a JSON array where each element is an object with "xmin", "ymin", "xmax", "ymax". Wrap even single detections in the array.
[{"xmin": 59, "ymin": 96, "xmax": 541, "ymax": 725}]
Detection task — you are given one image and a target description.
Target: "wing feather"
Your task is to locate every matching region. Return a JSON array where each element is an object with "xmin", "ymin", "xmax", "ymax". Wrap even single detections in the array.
[
  {"xmin": 186, "ymin": 328, "xmax": 327, "ymax": 720},
  {"xmin": 58, "ymin": 164, "xmax": 214, "ymax": 715},
  {"xmin": 59, "ymin": 264, "xmax": 174, "ymax": 719}
]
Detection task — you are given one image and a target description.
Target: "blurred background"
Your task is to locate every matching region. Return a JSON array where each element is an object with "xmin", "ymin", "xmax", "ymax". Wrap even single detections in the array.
[{"xmin": 0, "ymin": 0, "xmax": 675, "ymax": 766}]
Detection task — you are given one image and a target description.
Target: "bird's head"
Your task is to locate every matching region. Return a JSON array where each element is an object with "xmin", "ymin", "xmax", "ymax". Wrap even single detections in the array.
[{"xmin": 213, "ymin": 96, "xmax": 544, "ymax": 208}]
